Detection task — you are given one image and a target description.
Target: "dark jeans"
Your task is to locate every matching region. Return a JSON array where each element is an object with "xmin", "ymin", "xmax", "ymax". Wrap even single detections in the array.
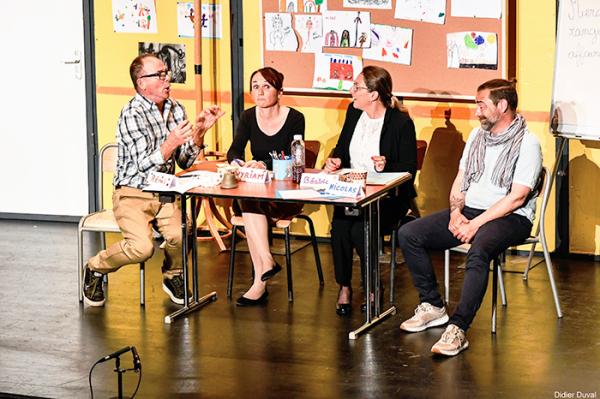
[
  {"xmin": 331, "ymin": 198, "xmax": 408, "ymax": 287},
  {"xmin": 397, "ymin": 207, "xmax": 532, "ymax": 332}
]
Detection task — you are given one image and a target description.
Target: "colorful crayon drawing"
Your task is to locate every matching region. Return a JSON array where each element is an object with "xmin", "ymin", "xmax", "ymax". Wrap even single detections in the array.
[
  {"xmin": 446, "ymin": 31, "xmax": 498, "ymax": 69},
  {"xmin": 313, "ymin": 53, "xmax": 363, "ymax": 91},
  {"xmin": 177, "ymin": 3, "xmax": 222, "ymax": 38},
  {"xmin": 282, "ymin": 0, "xmax": 328, "ymax": 12},
  {"xmin": 322, "ymin": 11, "xmax": 371, "ymax": 48},
  {"xmin": 280, "ymin": 0, "xmax": 298, "ymax": 12},
  {"xmin": 294, "ymin": 14, "xmax": 323, "ymax": 53},
  {"xmin": 363, "ymin": 24, "xmax": 413, "ymax": 65},
  {"xmin": 394, "ymin": 0, "xmax": 446, "ymax": 25},
  {"xmin": 112, "ymin": 0, "xmax": 157, "ymax": 33}
]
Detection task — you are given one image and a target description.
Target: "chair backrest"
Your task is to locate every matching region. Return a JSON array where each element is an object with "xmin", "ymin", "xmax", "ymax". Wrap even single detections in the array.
[
  {"xmin": 305, "ymin": 140, "xmax": 321, "ymax": 169},
  {"xmin": 534, "ymin": 166, "xmax": 551, "ymax": 236},
  {"xmin": 98, "ymin": 143, "xmax": 118, "ymax": 208},
  {"xmin": 416, "ymin": 140, "xmax": 427, "ymax": 171}
]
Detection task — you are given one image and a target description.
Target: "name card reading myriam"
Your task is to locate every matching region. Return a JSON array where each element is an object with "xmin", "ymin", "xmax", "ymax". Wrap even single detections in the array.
[
  {"xmin": 236, "ymin": 167, "xmax": 271, "ymax": 183},
  {"xmin": 325, "ymin": 180, "xmax": 364, "ymax": 198},
  {"xmin": 299, "ymin": 172, "xmax": 340, "ymax": 189}
]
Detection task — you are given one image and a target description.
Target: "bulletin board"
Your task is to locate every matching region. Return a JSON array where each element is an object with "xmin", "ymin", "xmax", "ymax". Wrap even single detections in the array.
[{"xmin": 261, "ymin": 0, "xmax": 515, "ymax": 100}]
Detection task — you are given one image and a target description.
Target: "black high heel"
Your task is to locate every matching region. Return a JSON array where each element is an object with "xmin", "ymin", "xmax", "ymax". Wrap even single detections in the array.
[
  {"xmin": 360, "ymin": 286, "xmax": 385, "ymax": 312},
  {"xmin": 335, "ymin": 287, "xmax": 353, "ymax": 316},
  {"xmin": 260, "ymin": 262, "xmax": 282, "ymax": 281},
  {"xmin": 236, "ymin": 290, "xmax": 269, "ymax": 307}
]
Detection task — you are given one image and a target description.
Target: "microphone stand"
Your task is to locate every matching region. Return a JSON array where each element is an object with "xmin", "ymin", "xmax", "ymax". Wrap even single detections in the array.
[{"xmin": 111, "ymin": 355, "xmax": 130, "ymax": 399}]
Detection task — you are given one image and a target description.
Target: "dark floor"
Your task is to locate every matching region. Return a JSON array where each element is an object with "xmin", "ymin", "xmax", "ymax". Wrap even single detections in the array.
[{"xmin": 0, "ymin": 220, "xmax": 599, "ymax": 398}]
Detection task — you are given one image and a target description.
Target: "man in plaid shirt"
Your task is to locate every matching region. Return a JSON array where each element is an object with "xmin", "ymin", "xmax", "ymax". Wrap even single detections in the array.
[{"xmin": 83, "ymin": 54, "xmax": 224, "ymax": 307}]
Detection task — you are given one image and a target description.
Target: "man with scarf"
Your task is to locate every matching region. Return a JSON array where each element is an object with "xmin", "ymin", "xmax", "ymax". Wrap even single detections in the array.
[{"xmin": 397, "ymin": 79, "xmax": 542, "ymax": 356}]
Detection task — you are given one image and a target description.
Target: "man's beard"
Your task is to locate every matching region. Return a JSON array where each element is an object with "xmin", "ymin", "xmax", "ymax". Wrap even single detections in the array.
[{"xmin": 480, "ymin": 117, "xmax": 495, "ymax": 131}]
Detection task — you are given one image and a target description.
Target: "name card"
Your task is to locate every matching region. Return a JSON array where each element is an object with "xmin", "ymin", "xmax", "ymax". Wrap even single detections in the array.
[
  {"xmin": 146, "ymin": 171, "xmax": 175, "ymax": 187},
  {"xmin": 299, "ymin": 172, "xmax": 339, "ymax": 189},
  {"xmin": 236, "ymin": 167, "xmax": 271, "ymax": 183},
  {"xmin": 324, "ymin": 180, "xmax": 363, "ymax": 198}
]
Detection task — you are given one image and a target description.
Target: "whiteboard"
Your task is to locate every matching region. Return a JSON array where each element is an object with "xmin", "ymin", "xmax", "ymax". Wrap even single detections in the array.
[{"xmin": 551, "ymin": 0, "xmax": 600, "ymax": 140}]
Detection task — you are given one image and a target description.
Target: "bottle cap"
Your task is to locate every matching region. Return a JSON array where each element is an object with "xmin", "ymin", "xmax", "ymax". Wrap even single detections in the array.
[{"xmin": 293, "ymin": 134, "xmax": 302, "ymax": 140}]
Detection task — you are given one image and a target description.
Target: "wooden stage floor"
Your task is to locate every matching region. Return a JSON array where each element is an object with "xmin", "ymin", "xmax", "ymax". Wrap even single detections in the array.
[{"xmin": 0, "ymin": 220, "xmax": 599, "ymax": 398}]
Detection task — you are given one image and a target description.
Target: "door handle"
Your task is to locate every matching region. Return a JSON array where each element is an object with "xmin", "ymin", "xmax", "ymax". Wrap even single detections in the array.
[{"xmin": 63, "ymin": 50, "xmax": 82, "ymax": 80}]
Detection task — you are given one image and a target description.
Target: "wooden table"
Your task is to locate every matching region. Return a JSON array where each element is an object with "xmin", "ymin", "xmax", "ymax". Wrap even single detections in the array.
[{"xmin": 166, "ymin": 167, "xmax": 411, "ymax": 339}]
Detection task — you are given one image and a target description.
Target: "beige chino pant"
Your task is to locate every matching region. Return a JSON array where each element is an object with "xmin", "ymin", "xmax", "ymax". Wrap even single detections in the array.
[{"xmin": 88, "ymin": 186, "xmax": 186, "ymax": 279}]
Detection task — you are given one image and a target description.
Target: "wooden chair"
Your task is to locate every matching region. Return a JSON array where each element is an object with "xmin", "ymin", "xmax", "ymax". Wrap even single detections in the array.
[
  {"xmin": 77, "ymin": 143, "xmax": 146, "ymax": 305},
  {"xmin": 443, "ymin": 167, "xmax": 563, "ymax": 333},
  {"xmin": 193, "ymin": 150, "xmax": 234, "ymax": 252},
  {"xmin": 227, "ymin": 140, "xmax": 324, "ymax": 302}
]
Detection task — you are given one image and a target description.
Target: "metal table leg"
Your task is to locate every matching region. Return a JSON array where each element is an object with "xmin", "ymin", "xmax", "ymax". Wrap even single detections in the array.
[
  {"xmin": 349, "ymin": 200, "xmax": 396, "ymax": 340},
  {"xmin": 165, "ymin": 194, "xmax": 217, "ymax": 324}
]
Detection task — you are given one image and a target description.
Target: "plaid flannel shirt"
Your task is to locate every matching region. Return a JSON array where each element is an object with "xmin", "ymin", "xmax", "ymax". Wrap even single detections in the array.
[{"xmin": 114, "ymin": 93, "xmax": 201, "ymax": 189}]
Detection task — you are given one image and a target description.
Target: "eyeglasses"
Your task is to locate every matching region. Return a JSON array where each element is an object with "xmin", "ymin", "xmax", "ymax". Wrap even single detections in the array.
[
  {"xmin": 139, "ymin": 70, "xmax": 171, "ymax": 81},
  {"xmin": 351, "ymin": 82, "xmax": 369, "ymax": 91}
]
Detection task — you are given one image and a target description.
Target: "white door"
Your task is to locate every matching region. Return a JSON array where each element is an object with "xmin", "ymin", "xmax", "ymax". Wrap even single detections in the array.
[{"xmin": 0, "ymin": 0, "xmax": 89, "ymax": 217}]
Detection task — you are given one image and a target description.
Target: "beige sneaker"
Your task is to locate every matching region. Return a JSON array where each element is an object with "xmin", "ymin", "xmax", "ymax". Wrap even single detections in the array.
[
  {"xmin": 400, "ymin": 302, "xmax": 449, "ymax": 332},
  {"xmin": 431, "ymin": 324, "xmax": 469, "ymax": 356}
]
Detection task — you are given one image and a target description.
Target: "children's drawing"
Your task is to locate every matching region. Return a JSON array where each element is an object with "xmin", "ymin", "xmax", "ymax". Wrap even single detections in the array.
[
  {"xmin": 446, "ymin": 32, "xmax": 497, "ymax": 70},
  {"xmin": 451, "ymin": 0, "xmax": 502, "ymax": 19},
  {"xmin": 394, "ymin": 0, "xmax": 446, "ymax": 25},
  {"xmin": 302, "ymin": 0, "xmax": 328, "ymax": 13},
  {"xmin": 363, "ymin": 24, "xmax": 413, "ymax": 65},
  {"xmin": 294, "ymin": 14, "xmax": 323, "ymax": 53},
  {"xmin": 280, "ymin": 0, "xmax": 299, "ymax": 12},
  {"xmin": 313, "ymin": 53, "xmax": 363, "ymax": 91},
  {"xmin": 139, "ymin": 43, "xmax": 187, "ymax": 83},
  {"xmin": 322, "ymin": 11, "xmax": 371, "ymax": 48},
  {"xmin": 177, "ymin": 3, "xmax": 222, "ymax": 39},
  {"xmin": 113, "ymin": 0, "xmax": 158, "ymax": 33},
  {"xmin": 265, "ymin": 13, "xmax": 299, "ymax": 52},
  {"xmin": 343, "ymin": 0, "xmax": 391, "ymax": 10}
]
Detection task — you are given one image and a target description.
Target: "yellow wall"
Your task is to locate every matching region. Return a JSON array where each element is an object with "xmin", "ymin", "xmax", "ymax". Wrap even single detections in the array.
[{"xmin": 93, "ymin": 1, "xmax": 600, "ymax": 254}]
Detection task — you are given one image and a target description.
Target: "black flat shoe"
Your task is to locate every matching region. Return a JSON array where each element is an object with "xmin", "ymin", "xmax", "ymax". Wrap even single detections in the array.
[
  {"xmin": 335, "ymin": 286, "xmax": 352, "ymax": 317},
  {"xmin": 336, "ymin": 303, "xmax": 352, "ymax": 316},
  {"xmin": 260, "ymin": 263, "xmax": 282, "ymax": 281},
  {"xmin": 236, "ymin": 290, "xmax": 269, "ymax": 307},
  {"xmin": 361, "ymin": 287, "xmax": 385, "ymax": 312}
]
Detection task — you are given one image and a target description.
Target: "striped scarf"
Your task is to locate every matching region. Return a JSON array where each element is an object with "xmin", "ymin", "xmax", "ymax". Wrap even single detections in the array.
[{"xmin": 461, "ymin": 113, "xmax": 527, "ymax": 193}]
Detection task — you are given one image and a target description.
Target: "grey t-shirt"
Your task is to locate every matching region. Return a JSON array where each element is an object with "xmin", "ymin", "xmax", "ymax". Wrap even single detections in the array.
[{"xmin": 459, "ymin": 127, "xmax": 542, "ymax": 222}]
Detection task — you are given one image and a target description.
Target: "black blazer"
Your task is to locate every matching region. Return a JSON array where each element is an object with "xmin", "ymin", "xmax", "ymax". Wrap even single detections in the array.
[{"xmin": 332, "ymin": 102, "xmax": 418, "ymax": 202}]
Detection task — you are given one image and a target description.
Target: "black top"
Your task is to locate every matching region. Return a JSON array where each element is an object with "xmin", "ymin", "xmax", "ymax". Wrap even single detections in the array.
[
  {"xmin": 227, "ymin": 106, "xmax": 305, "ymax": 170},
  {"xmin": 332, "ymin": 102, "xmax": 418, "ymax": 202}
]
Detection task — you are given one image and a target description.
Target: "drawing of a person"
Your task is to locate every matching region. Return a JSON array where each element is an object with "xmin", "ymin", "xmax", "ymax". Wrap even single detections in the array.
[
  {"xmin": 353, "ymin": 12, "xmax": 362, "ymax": 47},
  {"xmin": 358, "ymin": 32, "xmax": 367, "ymax": 48},
  {"xmin": 304, "ymin": 17, "xmax": 314, "ymax": 50},
  {"xmin": 325, "ymin": 30, "xmax": 339, "ymax": 47},
  {"xmin": 269, "ymin": 14, "xmax": 285, "ymax": 49},
  {"xmin": 340, "ymin": 30, "xmax": 350, "ymax": 47}
]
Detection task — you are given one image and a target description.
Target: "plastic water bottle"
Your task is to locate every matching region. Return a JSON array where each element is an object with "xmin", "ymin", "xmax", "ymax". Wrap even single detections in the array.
[{"xmin": 291, "ymin": 134, "xmax": 305, "ymax": 184}]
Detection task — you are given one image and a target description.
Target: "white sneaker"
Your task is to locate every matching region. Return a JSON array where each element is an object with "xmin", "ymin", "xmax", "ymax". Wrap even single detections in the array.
[
  {"xmin": 399, "ymin": 302, "xmax": 449, "ymax": 332},
  {"xmin": 431, "ymin": 324, "xmax": 469, "ymax": 356}
]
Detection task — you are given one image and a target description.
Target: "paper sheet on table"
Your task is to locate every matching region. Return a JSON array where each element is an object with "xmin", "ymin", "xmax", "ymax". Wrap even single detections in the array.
[
  {"xmin": 277, "ymin": 189, "xmax": 340, "ymax": 200},
  {"xmin": 366, "ymin": 172, "xmax": 409, "ymax": 185}
]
